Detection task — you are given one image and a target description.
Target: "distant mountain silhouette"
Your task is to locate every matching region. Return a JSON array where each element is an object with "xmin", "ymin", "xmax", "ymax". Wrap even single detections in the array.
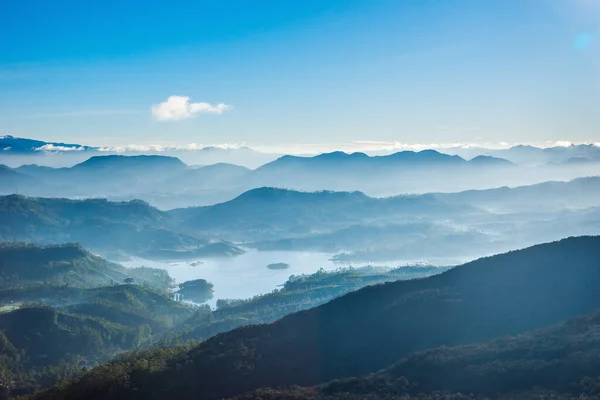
[
  {"xmin": 168, "ymin": 187, "xmax": 483, "ymax": 241},
  {"xmin": 468, "ymin": 155, "xmax": 514, "ymax": 166},
  {"xmin": 73, "ymin": 154, "xmax": 186, "ymax": 171},
  {"xmin": 247, "ymin": 149, "xmax": 518, "ymax": 195},
  {"xmin": 0, "ymin": 164, "xmax": 41, "ymax": 193},
  {"xmin": 443, "ymin": 143, "xmax": 600, "ymax": 166},
  {"xmin": 182, "ymin": 163, "xmax": 251, "ymax": 187},
  {"xmin": 436, "ymin": 176, "xmax": 600, "ymax": 212},
  {"xmin": 0, "ymin": 135, "xmax": 92, "ymax": 153},
  {"xmin": 2, "ymin": 142, "xmax": 598, "ymax": 208},
  {"xmin": 257, "ymin": 150, "xmax": 472, "ymax": 173}
]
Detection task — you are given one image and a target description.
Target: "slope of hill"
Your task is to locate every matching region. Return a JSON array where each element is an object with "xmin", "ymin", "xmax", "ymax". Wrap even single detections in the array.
[
  {"xmin": 249, "ymin": 223, "xmax": 492, "ymax": 261},
  {"xmin": 0, "ymin": 164, "xmax": 42, "ymax": 194},
  {"xmin": 233, "ymin": 309, "xmax": 600, "ymax": 400},
  {"xmin": 436, "ymin": 176, "xmax": 600, "ymax": 212},
  {"xmin": 72, "ymin": 155, "xmax": 185, "ymax": 172},
  {"xmin": 256, "ymin": 150, "xmax": 470, "ymax": 173},
  {"xmin": 250, "ymin": 150, "xmax": 516, "ymax": 194},
  {"xmin": 65, "ymin": 284, "xmax": 192, "ymax": 331},
  {"xmin": 160, "ymin": 265, "xmax": 449, "ymax": 345},
  {"xmin": 0, "ymin": 241, "xmax": 194, "ymax": 396},
  {"xmin": 32, "ymin": 236, "xmax": 600, "ymax": 400},
  {"xmin": 0, "ymin": 282, "xmax": 194, "ymax": 397},
  {"xmin": 169, "ymin": 188, "xmax": 485, "ymax": 241},
  {"xmin": 0, "ymin": 243, "xmax": 130, "ymax": 288},
  {"xmin": 0, "ymin": 195, "xmax": 213, "ymax": 259}
]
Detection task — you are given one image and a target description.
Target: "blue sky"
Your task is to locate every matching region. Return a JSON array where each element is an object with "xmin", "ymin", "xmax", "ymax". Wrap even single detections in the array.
[{"xmin": 1, "ymin": 0, "xmax": 599, "ymax": 151}]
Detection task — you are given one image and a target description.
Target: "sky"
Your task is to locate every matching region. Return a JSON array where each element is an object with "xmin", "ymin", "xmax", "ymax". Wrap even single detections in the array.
[{"xmin": 1, "ymin": 0, "xmax": 599, "ymax": 152}]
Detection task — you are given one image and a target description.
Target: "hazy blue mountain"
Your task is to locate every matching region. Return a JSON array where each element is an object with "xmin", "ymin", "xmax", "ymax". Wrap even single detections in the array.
[
  {"xmin": 176, "ymin": 163, "xmax": 251, "ymax": 188},
  {"xmin": 169, "ymin": 187, "xmax": 485, "ymax": 241},
  {"xmin": 72, "ymin": 154, "xmax": 186, "ymax": 172},
  {"xmin": 248, "ymin": 150, "xmax": 528, "ymax": 195},
  {"xmin": 3, "ymin": 179, "xmax": 600, "ymax": 264},
  {"xmin": 468, "ymin": 154, "xmax": 514, "ymax": 166},
  {"xmin": 0, "ymin": 164, "xmax": 42, "ymax": 193},
  {"xmin": 254, "ymin": 150, "xmax": 475, "ymax": 177},
  {"xmin": 249, "ymin": 223, "xmax": 492, "ymax": 261},
  {"xmin": 436, "ymin": 176, "xmax": 600, "ymax": 212},
  {"xmin": 442, "ymin": 143, "xmax": 600, "ymax": 166},
  {"xmin": 0, "ymin": 136, "xmax": 279, "ymax": 170},
  {"xmin": 3, "ymin": 149, "xmax": 599, "ymax": 208},
  {"xmin": 0, "ymin": 135, "xmax": 92, "ymax": 153},
  {"xmin": 0, "ymin": 195, "xmax": 217, "ymax": 259}
]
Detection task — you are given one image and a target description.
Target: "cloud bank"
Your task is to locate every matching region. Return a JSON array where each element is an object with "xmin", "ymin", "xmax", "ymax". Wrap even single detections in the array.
[
  {"xmin": 35, "ymin": 144, "xmax": 86, "ymax": 152},
  {"xmin": 151, "ymin": 96, "xmax": 232, "ymax": 121}
]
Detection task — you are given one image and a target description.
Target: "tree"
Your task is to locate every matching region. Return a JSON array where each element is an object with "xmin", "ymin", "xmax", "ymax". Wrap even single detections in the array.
[{"xmin": 123, "ymin": 277, "xmax": 134, "ymax": 285}]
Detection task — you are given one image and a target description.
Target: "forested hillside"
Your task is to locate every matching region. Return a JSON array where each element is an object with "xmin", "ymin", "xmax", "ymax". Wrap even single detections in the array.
[
  {"xmin": 233, "ymin": 309, "xmax": 600, "ymax": 399},
  {"xmin": 0, "ymin": 196, "xmax": 244, "ymax": 259},
  {"xmin": 160, "ymin": 265, "xmax": 449, "ymax": 344},
  {"xmin": 30, "ymin": 236, "xmax": 600, "ymax": 400}
]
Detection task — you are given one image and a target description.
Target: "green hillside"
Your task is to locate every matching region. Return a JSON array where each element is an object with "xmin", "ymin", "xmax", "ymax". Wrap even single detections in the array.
[{"xmin": 29, "ymin": 236, "xmax": 600, "ymax": 400}]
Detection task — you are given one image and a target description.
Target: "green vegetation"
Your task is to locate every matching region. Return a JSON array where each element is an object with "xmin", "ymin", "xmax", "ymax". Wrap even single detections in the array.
[
  {"xmin": 0, "ymin": 283, "xmax": 194, "ymax": 397},
  {"xmin": 0, "ymin": 241, "xmax": 446, "ymax": 397},
  {"xmin": 28, "ymin": 236, "xmax": 600, "ymax": 400},
  {"xmin": 169, "ymin": 187, "xmax": 483, "ymax": 242},
  {"xmin": 0, "ymin": 243, "xmax": 173, "ymax": 292},
  {"xmin": 234, "ymin": 309, "xmax": 600, "ymax": 400},
  {"xmin": 176, "ymin": 279, "xmax": 214, "ymax": 303},
  {"xmin": 0, "ymin": 195, "xmax": 243, "ymax": 260},
  {"xmin": 0, "ymin": 306, "xmax": 145, "ymax": 397},
  {"xmin": 0, "ymin": 243, "xmax": 196, "ymax": 396},
  {"xmin": 160, "ymin": 265, "xmax": 447, "ymax": 344},
  {"xmin": 0, "ymin": 243, "xmax": 127, "ymax": 288}
]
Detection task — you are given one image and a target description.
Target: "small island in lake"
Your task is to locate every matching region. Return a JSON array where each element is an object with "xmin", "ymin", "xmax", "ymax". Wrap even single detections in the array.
[
  {"xmin": 176, "ymin": 279, "xmax": 214, "ymax": 303},
  {"xmin": 267, "ymin": 262, "xmax": 290, "ymax": 270},
  {"xmin": 189, "ymin": 261, "xmax": 204, "ymax": 267}
]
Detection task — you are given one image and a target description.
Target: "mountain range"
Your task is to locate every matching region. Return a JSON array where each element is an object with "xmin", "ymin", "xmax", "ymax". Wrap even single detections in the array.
[
  {"xmin": 4, "ymin": 135, "xmax": 600, "ymax": 167},
  {"xmin": 0, "ymin": 135, "xmax": 276, "ymax": 169},
  {"xmin": 0, "ymin": 194, "xmax": 245, "ymax": 260},
  {"xmin": 4, "ymin": 149, "xmax": 594, "ymax": 209},
  {"xmin": 441, "ymin": 143, "xmax": 600, "ymax": 166},
  {"xmin": 2, "ymin": 175, "xmax": 600, "ymax": 262},
  {"xmin": 0, "ymin": 135, "xmax": 92, "ymax": 153}
]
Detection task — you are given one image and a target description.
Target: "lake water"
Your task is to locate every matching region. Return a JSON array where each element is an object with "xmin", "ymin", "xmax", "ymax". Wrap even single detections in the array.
[
  {"xmin": 121, "ymin": 250, "xmax": 466, "ymax": 307},
  {"xmin": 121, "ymin": 251, "xmax": 342, "ymax": 307}
]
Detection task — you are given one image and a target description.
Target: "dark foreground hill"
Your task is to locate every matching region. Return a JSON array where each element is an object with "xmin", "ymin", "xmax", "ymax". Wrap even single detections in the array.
[
  {"xmin": 0, "ymin": 284, "xmax": 193, "ymax": 396},
  {"xmin": 234, "ymin": 309, "xmax": 600, "ymax": 400},
  {"xmin": 33, "ymin": 236, "xmax": 600, "ymax": 400}
]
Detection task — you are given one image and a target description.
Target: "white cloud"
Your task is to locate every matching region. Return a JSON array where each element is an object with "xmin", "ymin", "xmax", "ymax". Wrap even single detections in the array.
[
  {"xmin": 151, "ymin": 96, "xmax": 232, "ymax": 121},
  {"xmin": 97, "ymin": 142, "xmax": 245, "ymax": 153},
  {"xmin": 546, "ymin": 140, "xmax": 573, "ymax": 147},
  {"xmin": 35, "ymin": 144, "xmax": 86, "ymax": 152}
]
